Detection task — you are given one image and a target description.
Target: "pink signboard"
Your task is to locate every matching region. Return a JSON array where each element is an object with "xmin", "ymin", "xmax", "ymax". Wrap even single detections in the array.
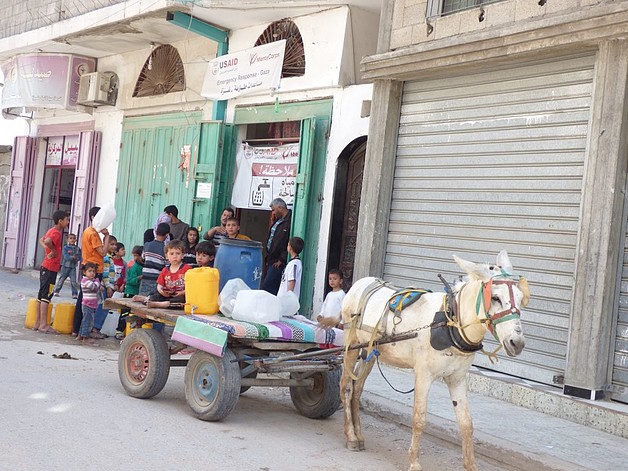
[{"xmin": 1, "ymin": 53, "xmax": 96, "ymax": 116}]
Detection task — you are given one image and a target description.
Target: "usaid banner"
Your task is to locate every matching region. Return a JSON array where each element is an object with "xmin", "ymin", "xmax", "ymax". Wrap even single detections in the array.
[
  {"xmin": 202, "ymin": 40, "xmax": 286, "ymax": 100},
  {"xmin": 231, "ymin": 142, "xmax": 298, "ymax": 210}
]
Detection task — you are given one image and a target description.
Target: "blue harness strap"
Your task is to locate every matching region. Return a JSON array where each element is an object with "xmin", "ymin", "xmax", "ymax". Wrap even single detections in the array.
[{"xmin": 388, "ymin": 289, "xmax": 432, "ymax": 313}]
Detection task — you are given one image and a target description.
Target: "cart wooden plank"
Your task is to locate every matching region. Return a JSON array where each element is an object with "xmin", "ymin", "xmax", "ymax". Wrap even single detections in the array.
[{"xmin": 104, "ymin": 298, "xmax": 180, "ymax": 325}]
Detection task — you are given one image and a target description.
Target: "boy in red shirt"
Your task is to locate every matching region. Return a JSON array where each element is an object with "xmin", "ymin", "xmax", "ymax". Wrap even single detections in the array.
[
  {"xmin": 35, "ymin": 210, "xmax": 70, "ymax": 333},
  {"xmin": 147, "ymin": 240, "xmax": 191, "ymax": 308}
]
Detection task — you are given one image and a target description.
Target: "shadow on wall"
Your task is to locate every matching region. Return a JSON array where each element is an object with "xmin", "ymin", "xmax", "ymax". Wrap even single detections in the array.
[{"xmin": 0, "ymin": 145, "xmax": 13, "ymax": 262}]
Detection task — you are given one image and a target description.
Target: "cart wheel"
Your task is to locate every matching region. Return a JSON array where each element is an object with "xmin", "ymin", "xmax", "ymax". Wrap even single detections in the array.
[
  {"xmin": 238, "ymin": 361, "xmax": 258, "ymax": 395},
  {"xmin": 289, "ymin": 368, "xmax": 342, "ymax": 419},
  {"xmin": 184, "ymin": 349, "xmax": 241, "ymax": 421},
  {"xmin": 118, "ymin": 328, "xmax": 170, "ymax": 399}
]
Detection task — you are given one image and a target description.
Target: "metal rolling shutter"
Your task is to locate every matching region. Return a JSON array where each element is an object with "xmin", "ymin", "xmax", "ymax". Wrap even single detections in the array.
[
  {"xmin": 612, "ymin": 223, "xmax": 628, "ymax": 403},
  {"xmin": 385, "ymin": 54, "xmax": 595, "ymax": 385}
]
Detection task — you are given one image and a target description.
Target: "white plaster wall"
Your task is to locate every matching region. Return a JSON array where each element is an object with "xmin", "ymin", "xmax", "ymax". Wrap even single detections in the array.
[
  {"xmin": 93, "ymin": 109, "xmax": 123, "ymax": 209},
  {"xmin": 313, "ymin": 83, "xmax": 372, "ymax": 313},
  {"xmin": 97, "ymin": 35, "xmax": 217, "ymax": 118},
  {"xmin": 228, "ymin": 7, "xmax": 353, "ymax": 94}
]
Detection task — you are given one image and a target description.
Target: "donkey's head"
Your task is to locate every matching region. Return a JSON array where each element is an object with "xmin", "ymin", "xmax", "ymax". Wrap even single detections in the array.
[{"xmin": 453, "ymin": 250, "xmax": 528, "ymax": 357}]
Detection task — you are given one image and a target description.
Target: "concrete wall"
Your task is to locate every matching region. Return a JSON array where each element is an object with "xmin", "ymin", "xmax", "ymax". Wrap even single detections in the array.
[
  {"xmin": 389, "ymin": 0, "xmax": 604, "ymax": 50},
  {"xmin": 0, "ymin": 0, "xmax": 124, "ymax": 38}
]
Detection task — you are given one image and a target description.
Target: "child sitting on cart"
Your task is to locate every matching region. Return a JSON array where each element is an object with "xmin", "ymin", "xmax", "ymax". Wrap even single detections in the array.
[{"xmin": 145, "ymin": 240, "xmax": 192, "ymax": 308}]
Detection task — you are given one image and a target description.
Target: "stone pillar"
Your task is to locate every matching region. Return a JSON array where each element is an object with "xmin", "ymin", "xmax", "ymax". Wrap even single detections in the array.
[
  {"xmin": 565, "ymin": 40, "xmax": 628, "ymax": 400},
  {"xmin": 353, "ymin": 79, "xmax": 403, "ymax": 279}
]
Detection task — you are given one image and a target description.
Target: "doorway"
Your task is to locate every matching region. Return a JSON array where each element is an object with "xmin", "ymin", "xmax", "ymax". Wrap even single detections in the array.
[
  {"xmin": 34, "ymin": 135, "xmax": 79, "ymax": 267},
  {"xmin": 34, "ymin": 166, "xmax": 75, "ymax": 267},
  {"xmin": 328, "ymin": 137, "xmax": 367, "ymax": 293}
]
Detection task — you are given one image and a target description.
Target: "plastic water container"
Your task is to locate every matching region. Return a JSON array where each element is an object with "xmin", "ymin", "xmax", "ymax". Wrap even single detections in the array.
[
  {"xmin": 25, "ymin": 298, "xmax": 52, "ymax": 329},
  {"xmin": 184, "ymin": 267, "xmax": 220, "ymax": 315},
  {"xmin": 52, "ymin": 302, "xmax": 75, "ymax": 334},
  {"xmin": 214, "ymin": 239, "xmax": 263, "ymax": 291},
  {"xmin": 232, "ymin": 290, "xmax": 282, "ymax": 323}
]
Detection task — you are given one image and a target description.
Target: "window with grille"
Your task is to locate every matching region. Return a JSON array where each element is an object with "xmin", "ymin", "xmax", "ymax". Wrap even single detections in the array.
[
  {"xmin": 254, "ymin": 19, "xmax": 305, "ymax": 78},
  {"xmin": 133, "ymin": 44, "xmax": 185, "ymax": 97},
  {"xmin": 427, "ymin": 0, "xmax": 503, "ymax": 17}
]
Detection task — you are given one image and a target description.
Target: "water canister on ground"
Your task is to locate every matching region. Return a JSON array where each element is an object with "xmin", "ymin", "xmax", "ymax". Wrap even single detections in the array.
[
  {"xmin": 25, "ymin": 298, "xmax": 52, "ymax": 329},
  {"xmin": 214, "ymin": 239, "xmax": 263, "ymax": 291},
  {"xmin": 184, "ymin": 267, "xmax": 220, "ymax": 315},
  {"xmin": 52, "ymin": 302, "xmax": 75, "ymax": 334}
]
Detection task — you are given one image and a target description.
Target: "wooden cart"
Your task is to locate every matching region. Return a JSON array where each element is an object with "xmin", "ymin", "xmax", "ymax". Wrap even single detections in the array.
[{"xmin": 104, "ymin": 298, "xmax": 343, "ymax": 421}]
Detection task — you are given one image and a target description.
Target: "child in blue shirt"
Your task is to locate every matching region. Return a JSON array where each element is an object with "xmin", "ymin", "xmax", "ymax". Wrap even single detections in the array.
[{"xmin": 54, "ymin": 233, "xmax": 81, "ymax": 298}]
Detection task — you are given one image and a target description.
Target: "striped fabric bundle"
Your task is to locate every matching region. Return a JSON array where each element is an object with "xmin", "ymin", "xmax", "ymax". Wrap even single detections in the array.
[{"xmin": 189, "ymin": 313, "xmax": 344, "ymax": 347}]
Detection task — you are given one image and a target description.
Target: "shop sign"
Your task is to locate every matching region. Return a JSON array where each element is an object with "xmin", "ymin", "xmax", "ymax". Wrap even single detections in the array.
[
  {"xmin": 231, "ymin": 142, "xmax": 298, "ymax": 209},
  {"xmin": 202, "ymin": 40, "xmax": 286, "ymax": 100},
  {"xmin": 1, "ymin": 53, "xmax": 96, "ymax": 117}
]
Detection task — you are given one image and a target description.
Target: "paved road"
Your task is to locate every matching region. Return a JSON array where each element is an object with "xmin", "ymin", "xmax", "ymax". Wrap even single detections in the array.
[{"xmin": 0, "ymin": 269, "xmax": 509, "ymax": 471}]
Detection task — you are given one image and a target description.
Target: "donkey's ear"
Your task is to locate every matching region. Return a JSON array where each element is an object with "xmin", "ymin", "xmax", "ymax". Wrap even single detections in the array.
[
  {"xmin": 496, "ymin": 250, "xmax": 513, "ymax": 275},
  {"xmin": 453, "ymin": 255, "xmax": 492, "ymax": 282}
]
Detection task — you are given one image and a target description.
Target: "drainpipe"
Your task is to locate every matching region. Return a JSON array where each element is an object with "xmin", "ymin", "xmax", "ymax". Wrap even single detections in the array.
[{"xmin": 166, "ymin": 11, "xmax": 229, "ymax": 121}]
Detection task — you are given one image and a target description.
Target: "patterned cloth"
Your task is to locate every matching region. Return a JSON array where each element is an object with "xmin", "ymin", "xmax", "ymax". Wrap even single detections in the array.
[{"xmin": 189, "ymin": 313, "xmax": 344, "ymax": 347}]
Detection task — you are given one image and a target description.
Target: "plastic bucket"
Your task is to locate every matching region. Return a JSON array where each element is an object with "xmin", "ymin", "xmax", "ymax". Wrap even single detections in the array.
[
  {"xmin": 52, "ymin": 302, "xmax": 75, "ymax": 334},
  {"xmin": 25, "ymin": 298, "xmax": 52, "ymax": 329},
  {"xmin": 184, "ymin": 267, "xmax": 220, "ymax": 315},
  {"xmin": 214, "ymin": 239, "xmax": 263, "ymax": 291}
]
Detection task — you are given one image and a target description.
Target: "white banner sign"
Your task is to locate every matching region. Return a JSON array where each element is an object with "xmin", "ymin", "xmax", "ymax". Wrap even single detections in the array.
[
  {"xmin": 202, "ymin": 40, "xmax": 286, "ymax": 100},
  {"xmin": 231, "ymin": 143, "xmax": 299, "ymax": 209}
]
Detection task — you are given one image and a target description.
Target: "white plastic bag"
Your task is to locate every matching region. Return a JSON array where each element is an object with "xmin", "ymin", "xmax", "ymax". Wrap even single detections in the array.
[
  {"xmin": 92, "ymin": 204, "xmax": 116, "ymax": 231},
  {"xmin": 278, "ymin": 291, "xmax": 300, "ymax": 317},
  {"xmin": 232, "ymin": 290, "xmax": 281, "ymax": 323},
  {"xmin": 218, "ymin": 278, "xmax": 250, "ymax": 317},
  {"xmin": 100, "ymin": 310, "xmax": 120, "ymax": 337}
]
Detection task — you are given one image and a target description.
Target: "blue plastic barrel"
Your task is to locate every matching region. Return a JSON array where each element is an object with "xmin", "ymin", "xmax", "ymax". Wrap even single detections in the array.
[{"xmin": 214, "ymin": 238, "xmax": 264, "ymax": 291}]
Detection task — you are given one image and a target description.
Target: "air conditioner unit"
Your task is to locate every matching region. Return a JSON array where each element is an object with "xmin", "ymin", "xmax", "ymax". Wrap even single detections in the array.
[{"xmin": 77, "ymin": 71, "xmax": 118, "ymax": 107}]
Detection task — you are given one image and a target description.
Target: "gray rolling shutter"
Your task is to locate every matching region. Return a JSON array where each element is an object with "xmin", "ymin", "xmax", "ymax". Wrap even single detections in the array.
[
  {"xmin": 385, "ymin": 54, "xmax": 595, "ymax": 385},
  {"xmin": 612, "ymin": 220, "xmax": 628, "ymax": 403}
]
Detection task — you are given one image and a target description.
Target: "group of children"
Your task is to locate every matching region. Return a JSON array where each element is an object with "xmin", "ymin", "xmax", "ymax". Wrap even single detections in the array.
[{"xmin": 52, "ymin": 216, "xmax": 347, "ymax": 339}]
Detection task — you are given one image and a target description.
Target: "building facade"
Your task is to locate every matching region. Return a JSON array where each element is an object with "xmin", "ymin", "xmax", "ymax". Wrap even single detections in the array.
[
  {"xmin": 0, "ymin": 0, "xmax": 380, "ymax": 316},
  {"xmin": 357, "ymin": 0, "xmax": 628, "ymax": 402}
]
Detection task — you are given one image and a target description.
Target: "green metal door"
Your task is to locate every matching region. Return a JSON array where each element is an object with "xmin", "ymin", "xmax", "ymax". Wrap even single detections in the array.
[{"xmin": 114, "ymin": 112, "xmax": 202, "ymax": 247}]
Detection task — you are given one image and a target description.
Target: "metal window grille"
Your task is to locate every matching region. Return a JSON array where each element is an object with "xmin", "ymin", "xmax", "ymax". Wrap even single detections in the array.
[{"xmin": 427, "ymin": 0, "xmax": 503, "ymax": 17}]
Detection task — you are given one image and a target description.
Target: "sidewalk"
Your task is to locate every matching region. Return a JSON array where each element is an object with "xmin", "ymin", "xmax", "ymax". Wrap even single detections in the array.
[
  {"xmin": 4, "ymin": 267, "xmax": 628, "ymax": 470},
  {"xmin": 361, "ymin": 363, "xmax": 628, "ymax": 471}
]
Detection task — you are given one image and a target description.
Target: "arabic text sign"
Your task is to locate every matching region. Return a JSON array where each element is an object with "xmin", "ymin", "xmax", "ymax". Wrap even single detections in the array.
[
  {"xmin": 1, "ymin": 53, "xmax": 95, "ymax": 115},
  {"xmin": 202, "ymin": 40, "xmax": 286, "ymax": 100},
  {"xmin": 231, "ymin": 143, "xmax": 299, "ymax": 209}
]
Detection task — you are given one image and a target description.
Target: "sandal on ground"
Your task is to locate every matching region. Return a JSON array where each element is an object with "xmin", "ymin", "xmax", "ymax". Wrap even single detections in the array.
[{"xmin": 89, "ymin": 331, "xmax": 106, "ymax": 339}]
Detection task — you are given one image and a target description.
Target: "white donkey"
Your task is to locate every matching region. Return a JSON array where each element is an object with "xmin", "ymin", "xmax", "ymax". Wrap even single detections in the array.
[{"xmin": 340, "ymin": 251, "xmax": 529, "ymax": 471}]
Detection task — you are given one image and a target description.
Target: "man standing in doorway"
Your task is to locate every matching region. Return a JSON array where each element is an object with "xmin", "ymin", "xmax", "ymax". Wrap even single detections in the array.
[{"xmin": 261, "ymin": 198, "xmax": 291, "ymax": 295}]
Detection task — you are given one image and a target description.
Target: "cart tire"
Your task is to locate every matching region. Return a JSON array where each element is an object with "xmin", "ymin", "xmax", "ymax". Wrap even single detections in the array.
[
  {"xmin": 184, "ymin": 349, "xmax": 241, "ymax": 421},
  {"xmin": 239, "ymin": 361, "xmax": 258, "ymax": 395},
  {"xmin": 118, "ymin": 328, "xmax": 170, "ymax": 399},
  {"xmin": 289, "ymin": 368, "xmax": 342, "ymax": 419}
]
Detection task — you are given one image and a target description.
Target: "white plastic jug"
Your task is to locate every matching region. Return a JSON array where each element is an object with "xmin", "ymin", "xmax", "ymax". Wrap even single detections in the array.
[
  {"xmin": 219, "ymin": 278, "xmax": 250, "ymax": 317},
  {"xmin": 232, "ymin": 290, "xmax": 281, "ymax": 323},
  {"xmin": 92, "ymin": 204, "xmax": 116, "ymax": 231},
  {"xmin": 100, "ymin": 310, "xmax": 120, "ymax": 337},
  {"xmin": 278, "ymin": 291, "xmax": 300, "ymax": 317}
]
